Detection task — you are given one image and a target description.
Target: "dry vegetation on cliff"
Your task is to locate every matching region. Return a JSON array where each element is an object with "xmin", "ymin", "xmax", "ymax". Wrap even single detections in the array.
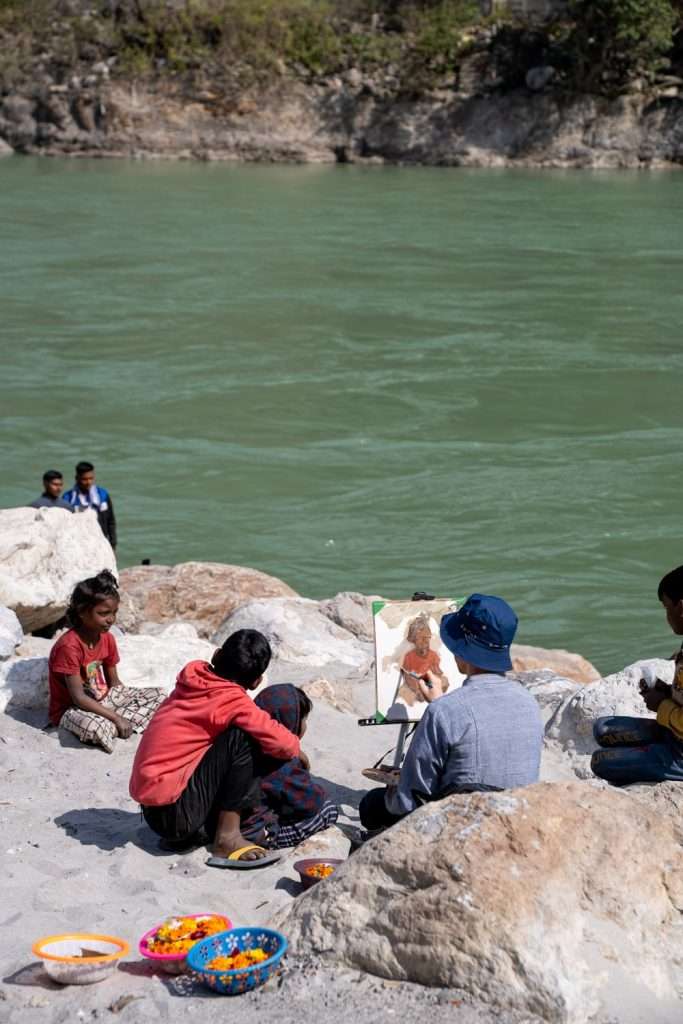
[{"xmin": 1, "ymin": 0, "xmax": 682, "ymax": 99}]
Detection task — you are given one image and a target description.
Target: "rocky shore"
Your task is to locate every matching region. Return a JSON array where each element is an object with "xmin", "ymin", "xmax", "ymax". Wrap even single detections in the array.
[
  {"xmin": 1, "ymin": 507, "xmax": 682, "ymax": 1023},
  {"xmin": 2, "ymin": 72, "xmax": 683, "ymax": 168}
]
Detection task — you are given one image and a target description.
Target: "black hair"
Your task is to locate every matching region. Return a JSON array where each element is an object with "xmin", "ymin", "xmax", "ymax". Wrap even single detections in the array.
[
  {"xmin": 211, "ymin": 629, "xmax": 272, "ymax": 685},
  {"xmin": 66, "ymin": 570, "xmax": 119, "ymax": 627},
  {"xmin": 43, "ymin": 469, "xmax": 63, "ymax": 483},
  {"xmin": 658, "ymin": 566, "xmax": 683, "ymax": 604},
  {"xmin": 295, "ymin": 687, "xmax": 312, "ymax": 723},
  {"xmin": 75, "ymin": 461, "xmax": 94, "ymax": 476}
]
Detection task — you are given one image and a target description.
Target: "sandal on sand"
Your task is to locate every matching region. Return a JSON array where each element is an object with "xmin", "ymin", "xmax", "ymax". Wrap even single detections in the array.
[{"xmin": 206, "ymin": 844, "xmax": 281, "ymax": 870}]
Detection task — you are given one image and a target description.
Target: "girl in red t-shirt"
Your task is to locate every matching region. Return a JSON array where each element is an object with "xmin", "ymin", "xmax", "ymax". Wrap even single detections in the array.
[{"xmin": 48, "ymin": 570, "xmax": 164, "ymax": 753}]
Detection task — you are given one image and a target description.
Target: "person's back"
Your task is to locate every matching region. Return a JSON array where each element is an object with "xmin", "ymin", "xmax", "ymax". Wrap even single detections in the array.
[
  {"xmin": 425, "ymin": 673, "xmax": 542, "ymax": 793},
  {"xmin": 361, "ymin": 593, "xmax": 544, "ymax": 831}
]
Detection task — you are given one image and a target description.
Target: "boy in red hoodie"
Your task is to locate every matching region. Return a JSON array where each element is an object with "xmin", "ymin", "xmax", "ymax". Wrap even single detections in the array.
[{"xmin": 130, "ymin": 629, "xmax": 300, "ymax": 868}]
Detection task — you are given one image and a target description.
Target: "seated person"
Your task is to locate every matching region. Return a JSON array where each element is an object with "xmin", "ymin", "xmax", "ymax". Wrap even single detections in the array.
[
  {"xmin": 129, "ymin": 629, "xmax": 301, "ymax": 868},
  {"xmin": 48, "ymin": 570, "xmax": 164, "ymax": 753},
  {"xmin": 240, "ymin": 684, "xmax": 339, "ymax": 848},
  {"xmin": 591, "ymin": 565, "xmax": 683, "ymax": 785},
  {"xmin": 360, "ymin": 593, "xmax": 544, "ymax": 832}
]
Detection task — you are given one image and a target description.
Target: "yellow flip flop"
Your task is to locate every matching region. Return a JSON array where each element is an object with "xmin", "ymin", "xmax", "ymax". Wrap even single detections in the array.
[{"xmin": 206, "ymin": 844, "xmax": 281, "ymax": 870}]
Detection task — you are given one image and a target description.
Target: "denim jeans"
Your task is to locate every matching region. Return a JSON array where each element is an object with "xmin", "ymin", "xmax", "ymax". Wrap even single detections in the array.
[{"xmin": 591, "ymin": 716, "xmax": 683, "ymax": 785}]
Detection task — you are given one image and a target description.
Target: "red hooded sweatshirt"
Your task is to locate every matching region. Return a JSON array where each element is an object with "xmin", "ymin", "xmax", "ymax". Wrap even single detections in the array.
[{"xmin": 129, "ymin": 660, "xmax": 300, "ymax": 806}]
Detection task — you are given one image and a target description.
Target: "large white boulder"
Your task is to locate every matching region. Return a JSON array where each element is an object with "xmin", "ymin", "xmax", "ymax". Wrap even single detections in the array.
[
  {"xmin": 0, "ymin": 507, "xmax": 116, "ymax": 632},
  {"xmin": 277, "ymin": 782, "xmax": 683, "ymax": 1023},
  {"xmin": 213, "ymin": 597, "xmax": 373, "ymax": 685},
  {"xmin": 0, "ymin": 624, "xmax": 213, "ymax": 714},
  {"xmin": 0, "ymin": 606, "xmax": 23, "ymax": 659},
  {"xmin": 545, "ymin": 657, "xmax": 674, "ymax": 778}
]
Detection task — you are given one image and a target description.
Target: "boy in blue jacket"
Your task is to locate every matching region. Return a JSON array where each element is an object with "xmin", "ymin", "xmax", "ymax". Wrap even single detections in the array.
[{"xmin": 64, "ymin": 461, "xmax": 116, "ymax": 549}]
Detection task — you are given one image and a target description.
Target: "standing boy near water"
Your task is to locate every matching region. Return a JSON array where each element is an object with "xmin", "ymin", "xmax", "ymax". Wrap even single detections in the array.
[
  {"xmin": 591, "ymin": 565, "xmax": 683, "ymax": 784},
  {"xmin": 30, "ymin": 470, "xmax": 73, "ymax": 511},
  {"xmin": 64, "ymin": 461, "xmax": 117, "ymax": 549}
]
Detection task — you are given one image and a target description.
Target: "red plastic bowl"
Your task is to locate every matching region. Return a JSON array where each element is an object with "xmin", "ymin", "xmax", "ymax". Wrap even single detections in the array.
[
  {"xmin": 293, "ymin": 858, "xmax": 344, "ymax": 891},
  {"xmin": 138, "ymin": 914, "xmax": 232, "ymax": 974}
]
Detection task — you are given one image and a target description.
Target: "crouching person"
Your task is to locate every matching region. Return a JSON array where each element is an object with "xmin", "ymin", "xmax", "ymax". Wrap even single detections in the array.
[
  {"xmin": 359, "ymin": 594, "xmax": 544, "ymax": 832},
  {"xmin": 240, "ymin": 685, "xmax": 339, "ymax": 848},
  {"xmin": 129, "ymin": 630, "xmax": 301, "ymax": 869}
]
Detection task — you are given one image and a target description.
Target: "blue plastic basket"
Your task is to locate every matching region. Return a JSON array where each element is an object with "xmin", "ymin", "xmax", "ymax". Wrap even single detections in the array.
[{"xmin": 186, "ymin": 927, "xmax": 287, "ymax": 995}]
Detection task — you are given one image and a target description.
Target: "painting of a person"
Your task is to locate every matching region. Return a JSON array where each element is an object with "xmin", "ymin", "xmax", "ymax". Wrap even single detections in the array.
[{"xmin": 396, "ymin": 614, "xmax": 448, "ymax": 707}]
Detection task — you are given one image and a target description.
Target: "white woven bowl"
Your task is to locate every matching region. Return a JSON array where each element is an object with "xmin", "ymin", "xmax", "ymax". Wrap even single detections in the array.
[{"xmin": 33, "ymin": 934, "xmax": 129, "ymax": 985}]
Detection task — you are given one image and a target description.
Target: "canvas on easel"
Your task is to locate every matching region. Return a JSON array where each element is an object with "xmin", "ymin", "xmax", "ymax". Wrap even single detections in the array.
[{"xmin": 372, "ymin": 598, "xmax": 465, "ymax": 724}]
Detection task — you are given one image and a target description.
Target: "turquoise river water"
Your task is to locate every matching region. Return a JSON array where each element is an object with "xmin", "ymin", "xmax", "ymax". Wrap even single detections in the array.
[{"xmin": 2, "ymin": 156, "xmax": 683, "ymax": 673}]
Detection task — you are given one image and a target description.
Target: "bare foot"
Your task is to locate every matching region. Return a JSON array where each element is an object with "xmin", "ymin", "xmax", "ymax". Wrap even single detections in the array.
[{"xmin": 212, "ymin": 810, "xmax": 267, "ymax": 862}]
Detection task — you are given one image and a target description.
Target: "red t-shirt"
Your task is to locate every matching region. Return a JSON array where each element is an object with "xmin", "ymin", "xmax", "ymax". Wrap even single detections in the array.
[
  {"xmin": 48, "ymin": 629, "xmax": 120, "ymax": 726},
  {"xmin": 402, "ymin": 648, "xmax": 442, "ymax": 678}
]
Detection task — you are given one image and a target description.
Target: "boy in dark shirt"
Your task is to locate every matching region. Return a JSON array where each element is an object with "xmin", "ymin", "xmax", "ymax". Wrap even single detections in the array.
[
  {"xmin": 591, "ymin": 565, "xmax": 683, "ymax": 784},
  {"xmin": 30, "ymin": 470, "xmax": 73, "ymax": 512}
]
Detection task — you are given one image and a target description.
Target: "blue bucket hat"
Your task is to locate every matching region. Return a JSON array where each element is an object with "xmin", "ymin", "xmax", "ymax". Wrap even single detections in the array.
[{"xmin": 440, "ymin": 594, "xmax": 518, "ymax": 673}]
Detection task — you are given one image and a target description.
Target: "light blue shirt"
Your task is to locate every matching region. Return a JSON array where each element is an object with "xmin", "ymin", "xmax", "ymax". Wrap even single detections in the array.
[{"xmin": 387, "ymin": 673, "xmax": 543, "ymax": 815}]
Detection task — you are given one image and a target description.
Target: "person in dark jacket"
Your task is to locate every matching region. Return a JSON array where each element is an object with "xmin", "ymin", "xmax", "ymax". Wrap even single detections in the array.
[
  {"xmin": 30, "ymin": 470, "xmax": 74, "ymax": 511},
  {"xmin": 63, "ymin": 461, "xmax": 117, "ymax": 549}
]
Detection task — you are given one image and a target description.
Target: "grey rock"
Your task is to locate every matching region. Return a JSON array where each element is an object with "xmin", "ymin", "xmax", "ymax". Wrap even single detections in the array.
[
  {"xmin": 277, "ymin": 782, "xmax": 683, "ymax": 1023},
  {"xmin": 525, "ymin": 65, "xmax": 556, "ymax": 91}
]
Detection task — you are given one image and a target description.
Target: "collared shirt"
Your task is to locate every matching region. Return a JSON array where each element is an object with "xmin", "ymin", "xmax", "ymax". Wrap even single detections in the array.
[
  {"xmin": 30, "ymin": 494, "xmax": 74, "ymax": 511},
  {"xmin": 387, "ymin": 673, "xmax": 543, "ymax": 815}
]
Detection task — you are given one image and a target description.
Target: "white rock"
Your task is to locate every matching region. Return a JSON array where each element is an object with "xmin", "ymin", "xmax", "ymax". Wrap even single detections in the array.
[
  {"xmin": 108, "ymin": 630, "xmax": 215, "ymax": 691},
  {"xmin": 318, "ymin": 591, "xmax": 382, "ymax": 644},
  {"xmin": 0, "ymin": 606, "xmax": 23, "ymax": 659},
  {"xmin": 213, "ymin": 597, "xmax": 373, "ymax": 679},
  {"xmin": 0, "ymin": 656, "xmax": 49, "ymax": 713},
  {"xmin": 0, "ymin": 507, "xmax": 116, "ymax": 632}
]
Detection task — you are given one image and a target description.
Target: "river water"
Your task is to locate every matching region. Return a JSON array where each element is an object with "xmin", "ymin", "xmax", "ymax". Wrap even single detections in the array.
[{"xmin": 2, "ymin": 156, "xmax": 682, "ymax": 672}]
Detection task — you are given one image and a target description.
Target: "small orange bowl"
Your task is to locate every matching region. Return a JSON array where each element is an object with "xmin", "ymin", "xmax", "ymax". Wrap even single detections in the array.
[
  {"xmin": 293, "ymin": 858, "xmax": 343, "ymax": 890},
  {"xmin": 32, "ymin": 933, "xmax": 129, "ymax": 985}
]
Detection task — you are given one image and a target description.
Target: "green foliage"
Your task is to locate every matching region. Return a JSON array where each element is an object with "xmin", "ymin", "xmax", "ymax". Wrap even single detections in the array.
[{"xmin": 565, "ymin": 0, "xmax": 676, "ymax": 92}]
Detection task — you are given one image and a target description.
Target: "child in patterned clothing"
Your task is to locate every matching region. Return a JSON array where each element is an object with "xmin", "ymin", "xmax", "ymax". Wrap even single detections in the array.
[
  {"xmin": 240, "ymin": 685, "xmax": 339, "ymax": 848},
  {"xmin": 48, "ymin": 570, "xmax": 164, "ymax": 753},
  {"xmin": 591, "ymin": 564, "xmax": 683, "ymax": 784}
]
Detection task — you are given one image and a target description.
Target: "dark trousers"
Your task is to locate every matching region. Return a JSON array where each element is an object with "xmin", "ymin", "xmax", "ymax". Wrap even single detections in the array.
[
  {"xmin": 142, "ymin": 727, "xmax": 259, "ymax": 842},
  {"xmin": 359, "ymin": 782, "xmax": 503, "ymax": 832},
  {"xmin": 591, "ymin": 715, "xmax": 683, "ymax": 784}
]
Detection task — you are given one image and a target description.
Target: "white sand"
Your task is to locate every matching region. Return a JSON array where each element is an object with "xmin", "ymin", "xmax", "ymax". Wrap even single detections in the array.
[
  {"xmin": 1, "ymin": 695, "xmax": 633, "ymax": 1024},
  {"xmin": 2, "ymin": 700, "xmax": 530, "ymax": 1023}
]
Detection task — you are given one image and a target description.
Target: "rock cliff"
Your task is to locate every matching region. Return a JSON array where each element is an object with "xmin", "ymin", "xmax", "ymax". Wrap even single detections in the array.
[{"xmin": 2, "ymin": 77, "xmax": 683, "ymax": 167}]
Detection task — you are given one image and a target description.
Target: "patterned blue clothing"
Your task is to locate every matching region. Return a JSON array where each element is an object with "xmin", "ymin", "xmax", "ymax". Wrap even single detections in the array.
[
  {"xmin": 240, "ymin": 684, "xmax": 339, "ymax": 847},
  {"xmin": 387, "ymin": 673, "xmax": 543, "ymax": 816}
]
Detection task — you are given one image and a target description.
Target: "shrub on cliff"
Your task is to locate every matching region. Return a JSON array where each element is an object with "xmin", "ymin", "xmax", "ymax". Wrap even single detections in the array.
[{"xmin": 565, "ymin": 0, "xmax": 676, "ymax": 92}]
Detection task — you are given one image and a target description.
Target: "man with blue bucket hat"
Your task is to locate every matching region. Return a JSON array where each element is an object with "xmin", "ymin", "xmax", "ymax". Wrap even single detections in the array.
[{"xmin": 359, "ymin": 594, "xmax": 544, "ymax": 833}]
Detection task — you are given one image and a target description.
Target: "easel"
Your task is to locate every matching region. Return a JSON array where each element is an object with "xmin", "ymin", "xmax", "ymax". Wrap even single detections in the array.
[{"xmin": 359, "ymin": 590, "xmax": 438, "ymax": 781}]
